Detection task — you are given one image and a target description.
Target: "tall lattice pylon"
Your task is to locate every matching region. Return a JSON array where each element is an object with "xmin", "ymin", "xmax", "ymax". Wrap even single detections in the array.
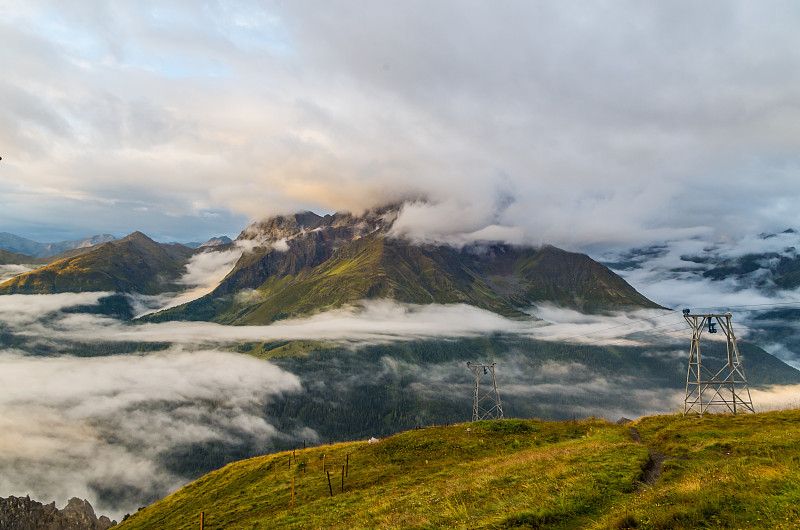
[
  {"xmin": 466, "ymin": 362, "xmax": 504, "ymax": 421},
  {"xmin": 683, "ymin": 310, "xmax": 754, "ymax": 415}
]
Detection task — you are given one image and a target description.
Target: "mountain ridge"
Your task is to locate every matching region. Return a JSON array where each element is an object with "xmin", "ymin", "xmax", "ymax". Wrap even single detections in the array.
[
  {"xmin": 0, "ymin": 232, "xmax": 117, "ymax": 258},
  {"xmin": 0, "ymin": 204, "xmax": 662, "ymax": 321},
  {"xmin": 146, "ymin": 205, "xmax": 662, "ymax": 324},
  {"xmin": 0, "ymin": 232, "xmax": 196, "ymax": 295}
]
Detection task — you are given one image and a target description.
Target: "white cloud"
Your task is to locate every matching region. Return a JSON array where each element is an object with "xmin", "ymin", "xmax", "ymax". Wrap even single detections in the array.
[
  {"xmin": 0, "ymin": 264, "xmax": 35, "ymax": 283},
  {"xmin": 751, "ymin": 384, "xmax": 800, "ymax": 412},
  {"xmin": 0, "ymin": 292, "xmax": 111, "ymax": 325},
  {"xmin": 20, "ymin": 300, "xmax": 534, "ymax": 345},
  {"xmin": 0, "ymin": 285, "xmax": 797, "ymax": 519},
  {"xmin": 131, "ymin": 247, "xmax": 243, "ymax": 317},
  {"xmin": 2, "ymin": 2, "xmax": 800, "ymax": 245},
  {"xmin": 0, "ymin": 348, "xmax": 302, "ymax": 520}
]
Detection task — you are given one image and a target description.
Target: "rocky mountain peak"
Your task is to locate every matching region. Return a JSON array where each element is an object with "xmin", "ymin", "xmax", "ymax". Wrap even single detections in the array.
[
  {"xmin": 237, "ymin": 204, "xmax": 404, "ymax": 248},
  {"xmin": 238, "ymin": 211, "xmax": 323, "ymax": 242},
  {"xmin": 0, "ymin": 495, "xmax": 116, "ymax": 530},
  {"xmin": 119, "ymin": 231, "xmax": 153, "ymax": 243}
]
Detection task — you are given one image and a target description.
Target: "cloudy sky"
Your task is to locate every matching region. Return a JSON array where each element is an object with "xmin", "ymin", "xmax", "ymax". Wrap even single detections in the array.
[{"xmin": 1, "ymin": 1, "xmax": 799, "ymax": 245}]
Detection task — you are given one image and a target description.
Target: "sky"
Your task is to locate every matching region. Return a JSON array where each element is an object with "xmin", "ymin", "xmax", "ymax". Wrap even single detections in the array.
[{"xmin": 1, "ymin": 1, "xmax": 800, "ymax": 245}]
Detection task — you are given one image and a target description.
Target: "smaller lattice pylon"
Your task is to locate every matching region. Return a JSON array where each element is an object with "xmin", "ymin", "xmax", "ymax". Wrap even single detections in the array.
[
  {"xmin": 466, "ymin": 362, "xmax": 504, "ymax": 421},
  {"xmin": 682, "ymin": 310, "xmax": 754, "ymax": 415}
]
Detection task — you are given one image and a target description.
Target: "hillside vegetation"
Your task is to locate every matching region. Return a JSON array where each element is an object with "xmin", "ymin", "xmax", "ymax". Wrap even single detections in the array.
[
  {"xmin": 148, "ymin": 232, "xmax": 660, "ymax": 325},
  {"xmin": 0, "ymin": 232, "xmax": 194, "ymax": 295},
  {"xmin": 117, "ymin": 409, "xmax": 800, "ymax": 529}
]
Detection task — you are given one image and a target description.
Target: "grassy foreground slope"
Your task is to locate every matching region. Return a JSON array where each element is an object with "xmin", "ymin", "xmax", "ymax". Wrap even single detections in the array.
[{"xmin": 118, "ymin": 409, "xmax": 800, "ymax": 529}]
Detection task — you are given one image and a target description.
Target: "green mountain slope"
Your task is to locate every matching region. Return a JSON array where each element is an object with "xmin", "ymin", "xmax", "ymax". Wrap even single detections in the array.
[
  {"xmin": 148, "ymin": 227, "xmax": 661, "ymax": 325},
  {"xmin": 0, "ymin": 232, "xmax": 195, "ymax": 295},
  {"xmin": 117, "ymin": 409, "xmax": 800, "ymax": 530}
]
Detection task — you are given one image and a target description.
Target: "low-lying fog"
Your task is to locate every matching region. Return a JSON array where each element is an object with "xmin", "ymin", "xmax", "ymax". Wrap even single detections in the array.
[{"xmin": 1, "ymin": 253, "xmax": 799, "ymax": 519}]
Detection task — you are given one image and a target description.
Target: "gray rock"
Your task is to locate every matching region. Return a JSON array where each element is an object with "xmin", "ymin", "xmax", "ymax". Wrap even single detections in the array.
[{"xmin": 0, "ymin": 495, "xmax": 116, "ymax": 530}]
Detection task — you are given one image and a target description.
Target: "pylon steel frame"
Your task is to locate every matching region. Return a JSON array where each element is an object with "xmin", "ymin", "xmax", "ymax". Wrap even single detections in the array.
[
  {"xmin": 683, "ymin": 311, "xmax": 753, "ymax": 415},
  {"xmin": 466, "ymin": 362, "xmax": 504, "ymax": 421}
]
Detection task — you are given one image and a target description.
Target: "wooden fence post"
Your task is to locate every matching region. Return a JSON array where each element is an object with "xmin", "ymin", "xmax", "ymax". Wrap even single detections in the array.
[
  {"xmin": 200, "ymin": 511, "xmax": 204, "ymax": 530},
  {"xmin": 346, "ymin": 454, "xmax": 349, "ymax": 477},
  {"xmin": 341, "ymin": 465, "xmax": 345, "ymax": 492},
  {"xmin": 326, "ymin": 471, "xmax": 333, "ymax": 497},
  {"xmin": 322, "ymin": 454, "xmax": 326, "ymax": 474}
]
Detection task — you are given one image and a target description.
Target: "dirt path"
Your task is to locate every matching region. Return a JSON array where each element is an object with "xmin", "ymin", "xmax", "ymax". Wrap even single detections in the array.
[{"xmin": 628, "ymin": 426, "xmax": 674, "ymax": 488}]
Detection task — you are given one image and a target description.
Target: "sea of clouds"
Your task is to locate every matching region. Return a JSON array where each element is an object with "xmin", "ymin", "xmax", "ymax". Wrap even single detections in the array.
[{"xmin": 1, "ymin": 244, "xmax": 799, "ymax": 518}]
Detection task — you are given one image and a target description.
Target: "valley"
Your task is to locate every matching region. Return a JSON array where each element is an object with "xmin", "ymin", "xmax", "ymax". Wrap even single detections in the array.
[{"xmin": 1, "ymin": 207, "xmax": 799, "ymax": 522}]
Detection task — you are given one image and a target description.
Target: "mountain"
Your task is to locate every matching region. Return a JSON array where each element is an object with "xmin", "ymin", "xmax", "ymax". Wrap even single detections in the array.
[
  {"xmin": 0, "ymin": 232, "xmax": 116, "ymax": 258},
  {"xmin": 0, "ymin": 248, "xmax": 41, "ymax": 266},
  {"xmin": 146, "ymin": 206, "xmax": 660, "ymax": 325},
  {"xmin": 199, "ymin": 235, "xmax": 233, "ymax": 248},
  {"xmin": 0, "ymin": 232, "xmax": 195, "ymax": 295},
  {"xmin": 604, "ymin": 229, "xmax": 800, "ymax": 293},
  {"xmin": 0, "ymin": 246, "xmax": 99, "ymax": 267},
  {"xmin": 179, "ymin": 236, "xmax": 234, "ymax": 249},
  {"xmin": 116, "ymin": 409, "xmax": 800, "ymax": 530},
  {"xmin": 0, "ymin": 496, "xmax": 116, "ymax": 530}
]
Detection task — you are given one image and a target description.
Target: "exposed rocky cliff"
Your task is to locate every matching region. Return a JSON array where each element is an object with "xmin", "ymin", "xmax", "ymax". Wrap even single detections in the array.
[{"xmin": 0, "ymin": 496, "xmax": 116, "ymax": 530}]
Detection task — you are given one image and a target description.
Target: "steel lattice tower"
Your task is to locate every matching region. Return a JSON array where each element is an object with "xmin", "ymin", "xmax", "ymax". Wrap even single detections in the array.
[
  {"xmin": 683, "ymin": 311, "xmax": 754, "ymax": 415},
  {"xmin": 466, "ymin": 362, "xmax": 504, "ymax": 421}
]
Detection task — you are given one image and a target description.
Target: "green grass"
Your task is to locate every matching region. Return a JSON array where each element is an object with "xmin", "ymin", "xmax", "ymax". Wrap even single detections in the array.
[
  {"xmin": 116, "ymin": 409, "xmax": 800, "ymax": 529},
  {"xmin": 610, "ymin": 409, "xmax": 800, "ymax": 529}
]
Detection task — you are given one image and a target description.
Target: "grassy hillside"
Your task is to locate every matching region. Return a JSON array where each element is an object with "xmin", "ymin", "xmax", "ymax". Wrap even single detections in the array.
[{"xmin": 117, "ymin": 409, "xmax": 800, "ymax": 529}]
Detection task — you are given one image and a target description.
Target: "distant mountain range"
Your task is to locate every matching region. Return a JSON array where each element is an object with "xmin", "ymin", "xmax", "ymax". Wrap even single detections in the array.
[
  {"xmin": 0, "ymin": 232, "xmax": 233, "ymax": 258},
  {"xmin": 0, "ymin": 232, "xmax": 117, "ymax": 258},
  {"xmin": 601, "ymin": 228, "xmax": 800, "ymax": 369},
  {"xmin": 177, "ymin": 236, "xmax": 234, "ymax": 249},
  {"xmin": 0, "ymin": 205, "xmax": 659, "ymax": 322},
  {"xmin": 603, "ymin": 228, "xmax": 800, "ymax": 294}
]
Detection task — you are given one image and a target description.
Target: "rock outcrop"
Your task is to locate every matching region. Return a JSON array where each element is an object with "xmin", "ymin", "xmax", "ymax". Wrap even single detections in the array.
[{"xmin": 0, "ymin": 496, "xmax": 116, "ymax": 530}]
